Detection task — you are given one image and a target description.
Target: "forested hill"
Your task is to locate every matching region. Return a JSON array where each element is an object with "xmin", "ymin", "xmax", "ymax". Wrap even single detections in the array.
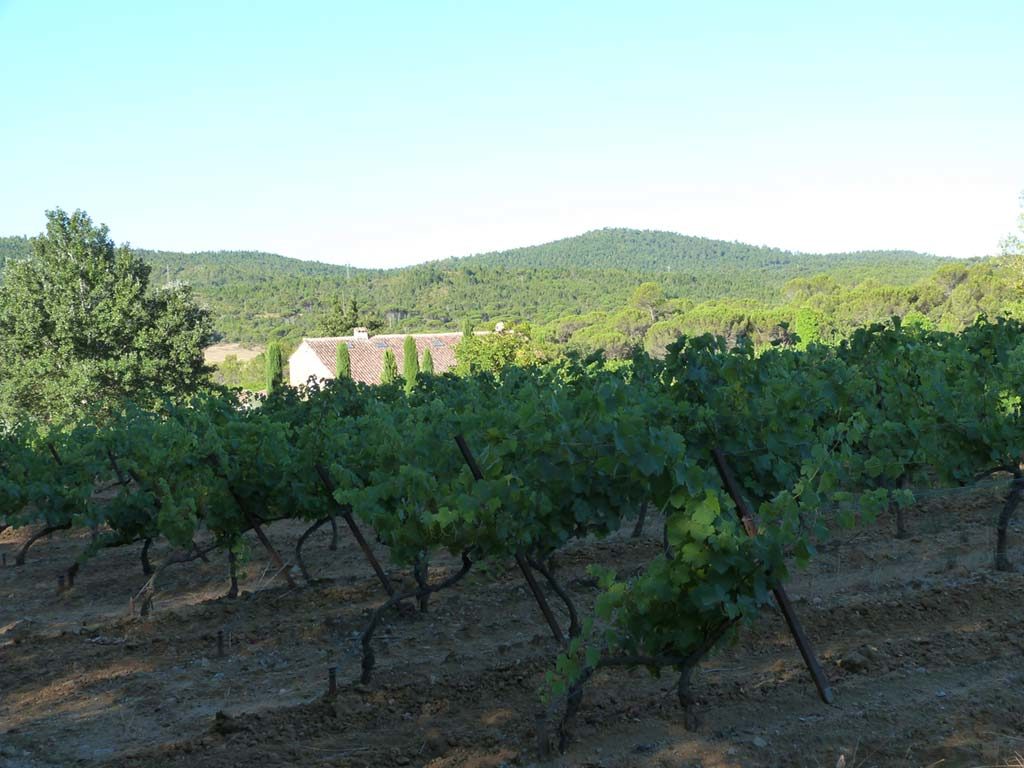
[
  {"xmin": 455, "ymin": 228, "xmax": 940, "ymax": 278},
  {"xmin": 0, "ymin": 235, "xmax": 29, "ymax": 272},
  {"xmin": 0, "ymin": 230, "xmax": 948, "ymax": 343}
]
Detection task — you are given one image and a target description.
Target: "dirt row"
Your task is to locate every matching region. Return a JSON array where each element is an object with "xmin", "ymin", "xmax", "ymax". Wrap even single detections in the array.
[{"xmin": 1, "ymin": 489, "xmax": 1022, "ymax": 767}]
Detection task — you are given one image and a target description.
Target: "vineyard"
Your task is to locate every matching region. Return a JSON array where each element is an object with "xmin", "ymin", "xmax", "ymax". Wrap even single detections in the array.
[{"xmin": 2, "ymin": 318, "xmax": 1024, "ymax": 767}]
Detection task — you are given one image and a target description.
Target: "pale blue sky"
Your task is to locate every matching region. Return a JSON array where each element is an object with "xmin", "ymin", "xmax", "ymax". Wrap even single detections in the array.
[{"xmin": 1, "ymin": 1, "xmax": 1021, "ymax": 266}]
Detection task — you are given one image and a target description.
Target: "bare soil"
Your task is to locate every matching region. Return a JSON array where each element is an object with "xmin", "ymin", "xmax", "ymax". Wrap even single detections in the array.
[
  {"xmin": 203, "ymin": 344, "xmax": 264, "ymax": 365},
  {"xmin": 1, "ymin": 488, "xmax": 1022, "ymax": 768}
]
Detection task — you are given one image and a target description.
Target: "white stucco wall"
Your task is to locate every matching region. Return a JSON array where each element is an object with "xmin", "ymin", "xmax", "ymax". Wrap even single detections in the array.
[{"xmin": 288, "ymin": 342, "xmax": 334, "ymax": 387}]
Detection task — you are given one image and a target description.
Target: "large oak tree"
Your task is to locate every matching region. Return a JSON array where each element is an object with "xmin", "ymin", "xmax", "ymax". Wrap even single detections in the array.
[{"xmin": 0, "ymin": 208, "xmax": 214, "ymax": 424}]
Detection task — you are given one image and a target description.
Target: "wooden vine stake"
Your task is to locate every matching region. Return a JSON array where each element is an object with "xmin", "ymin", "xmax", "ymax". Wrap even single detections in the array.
[
  {"xmin": 327, "ymin": 666, "xmax": 338, "ymax": 698},
  {"xmin": 455, "ymin": 434, "xmax": 567, "ymax": 645},
  {"xmin": 711, "ymin": 447, "xmax": 834, "ymax": 705},
  {"xmin": 314, "ymin": 464, "xmax": 395, "ymax": 597},
  {"xmin": 205, "ymin": 453, "xmax": 297, "ymax": 589}
]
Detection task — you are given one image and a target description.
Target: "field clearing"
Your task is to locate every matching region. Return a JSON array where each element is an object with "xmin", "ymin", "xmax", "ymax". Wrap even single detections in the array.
[
  {"xmin": 203, "ymin": 343, "xmax": 264, "ymax": 365},
  {"xmin": 1, "ymin": 490, "xmax": 1022, "ymax": 768}
]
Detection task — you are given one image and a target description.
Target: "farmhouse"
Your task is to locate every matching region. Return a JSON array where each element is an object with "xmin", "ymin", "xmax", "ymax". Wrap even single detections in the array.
[{"xmin": 288, "ymin": 328, "xmax": 463, "ymax": 387}]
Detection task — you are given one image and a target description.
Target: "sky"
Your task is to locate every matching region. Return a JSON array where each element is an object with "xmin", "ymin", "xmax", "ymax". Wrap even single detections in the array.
[{"xmin": 0, "ymin": 1, "xmax": 1021, "ymax": 267}]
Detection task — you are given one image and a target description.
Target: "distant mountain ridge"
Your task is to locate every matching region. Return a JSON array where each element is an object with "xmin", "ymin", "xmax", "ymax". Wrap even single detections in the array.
[
  {"xmin": 453, "ymin": 228, "xmax": 939, "ymax": 273},
  {"xmin": 0, "ymin": 228, "xmax": 949, "ymax": 343}
]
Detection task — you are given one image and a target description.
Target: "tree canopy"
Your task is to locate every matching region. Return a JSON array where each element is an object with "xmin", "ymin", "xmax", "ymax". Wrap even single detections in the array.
[
  {"xmin": 402, "ymin": 335, "xmax": 418, "ymax": 392},
  {"xmin": 0, "ymin": 209, "xmax": 213, "ymax": 424},
  {"xmin": 3, "ymin": 208, "xmax": 1022, "ymax": 371},
  {"xmin": 319, "ymin": 297, "xmax": 382, "ymax": 337},
  {"xmin": 456, "ymin": 323, "xmax": 538, "ymax": 375},
  {"xmin": 0, "ymin": 228, "xmax": 949, "ymax": 345},
  {"xmin": 336, "ymin": 342, "xmax": 351, "ymax": 378},
  {"xmin": 265, "ymin": 342, "xmax": 283, "ymax": 393},
  {"xmin": 381, "ymin": 348, "xmax": 399, "ymax": 385}
]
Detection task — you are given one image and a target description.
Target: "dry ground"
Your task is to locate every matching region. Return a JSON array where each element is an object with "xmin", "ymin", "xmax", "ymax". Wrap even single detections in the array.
[
  {"xmin": 203, "ymin": 343, "xmax": 264, "ymax": 365},
  {"xmin": 1, "ymin": 488, "xmax": 1022, "ymax": 768}
]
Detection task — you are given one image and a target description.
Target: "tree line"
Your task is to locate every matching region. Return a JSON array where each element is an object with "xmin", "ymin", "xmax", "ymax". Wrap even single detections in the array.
[
  {"xmin": 0, "ymin": 224, "xmax": 957, "ymax": 348},
  {"xmin": 1, "ymin": 200, "xmax": 1021, "ymax": 418}
]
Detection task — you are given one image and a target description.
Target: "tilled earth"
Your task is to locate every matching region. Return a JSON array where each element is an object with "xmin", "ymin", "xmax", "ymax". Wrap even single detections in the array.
[{"xmin": 1, "ymin": 488, "xmax": 1022, "ymax": 768}]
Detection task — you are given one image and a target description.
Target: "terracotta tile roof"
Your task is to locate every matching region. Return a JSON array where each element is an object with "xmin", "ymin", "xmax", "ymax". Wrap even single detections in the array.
[{"xmin": 303, "ymin": 332, "xmax": 463, "ymax": 385}]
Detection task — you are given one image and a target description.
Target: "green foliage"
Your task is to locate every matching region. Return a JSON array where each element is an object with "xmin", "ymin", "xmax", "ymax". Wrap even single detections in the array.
[
  {"xmin": 792, "ymin": 307, "xmax": 827, "ymax": 348},
  {"xmin": 545, "ymin": 255, "xmax": 1024, "ymax": 360},
  {"xmin": 630, "ymin": 281, "xmax": 666, "ymax": 322},
  {"xmin": 0, "ymin": 228, "xmax": 950, "ymax": 345},
  {"xmin": 319, "ymin": 297, "xmax": 382, "ymax": 337},
  {"xmin": 421, "ymin": 346, "xmax": 434, "ymax": 375},
  {"xmin": 4, "ymin": 206, "xmax": 1024, "ymax": 731},
  {"xmin": 265, "ymin": 342, "xmax": 283, "ymax": 393},
  {"xmin": 4, "ymin": 316, "xmax": 1024, "ymax": 731},
  {"xmin": 11, "ymin": 220, "xmax": 1024, "ymax": 354},
  {"xmin": 381, "ymin": 349, "xmax": 399, "ymax": 385},
  {"xmin": 456, "ymin": 323, "xmax": 538, "ymax": 375},
  {"xmin": 0, "ymin": 235, "xmax": 29, "ymax": 272},
  {"xmin": 213, "ymin": 352, "xmax": 267, "ymax": 391},
  {"xmin": 402, "ymin": 336, "xmax": 418, "ymax": 392},
  {"xmin": 336, "ymin": 342, "xmax": 351, "ymax": 378},
  {"xmin": 0, "ymin": 209, "xmax": 213, "ymax": 424}
]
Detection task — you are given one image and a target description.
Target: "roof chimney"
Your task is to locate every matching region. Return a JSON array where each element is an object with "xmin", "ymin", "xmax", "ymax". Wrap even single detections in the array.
[{"xmin": 352, "ymin": 327, "xmax": 369, "ymax": 340}]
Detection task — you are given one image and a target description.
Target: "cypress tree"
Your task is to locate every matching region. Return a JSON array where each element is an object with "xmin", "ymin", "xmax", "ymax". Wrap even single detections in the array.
[
  {"xmin": 381, "ymin": 348, "xmax": 399, "ymax": 385},
  {"xmin": 402, "ymin": 336, "xmax": 419, "ymax": 391},
  {"xmin": 265, "ymin": 342, "xmax": 283, "ymax": 393},
  {"xmin": 456, "ymin": 319, "xmax": 477, "ymax": 375},
  {"xmin": 421, "ymin": 346, "xmax": 434, "ymax": 375},
  {"xmin": 336, "ymin": 342, "xmax": 351, "ymax": 378}
]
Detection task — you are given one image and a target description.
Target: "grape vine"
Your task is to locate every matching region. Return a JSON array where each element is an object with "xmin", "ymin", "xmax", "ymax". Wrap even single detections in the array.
[{"xmin": 2, "ymin": 316, "xmax": 1022, "ymax": 752}]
